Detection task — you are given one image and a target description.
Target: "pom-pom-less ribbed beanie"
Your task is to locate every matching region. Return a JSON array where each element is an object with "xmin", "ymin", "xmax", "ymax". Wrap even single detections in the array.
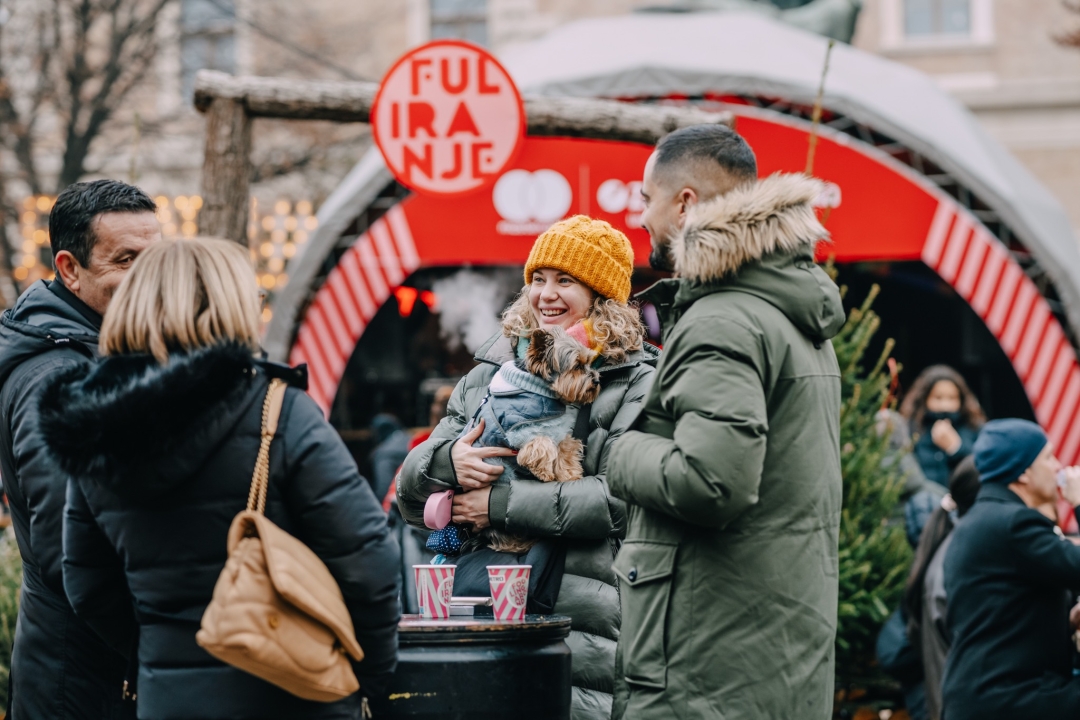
[
  {"xmin": 973, "ymin": 418, "xmax": 1048, "ymax": 484},
  {"xmin": 524, "ymin": 215, "xmax": 634, "ymax": 303}
]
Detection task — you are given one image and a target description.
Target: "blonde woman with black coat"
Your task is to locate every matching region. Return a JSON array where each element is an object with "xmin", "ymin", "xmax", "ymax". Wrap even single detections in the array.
[{"xmin": 39, "ymin": 238, "xmax": 399, "ymax": 720}]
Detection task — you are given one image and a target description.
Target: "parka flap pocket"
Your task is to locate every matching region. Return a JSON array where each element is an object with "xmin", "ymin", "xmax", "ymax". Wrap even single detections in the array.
[
  {"xmin": 613, "ymin": 541, "xmax": 677, "ymax": 586},
  {"xmin": 613, "ymin": 541, "xmax": 678, "ymax": 689}
]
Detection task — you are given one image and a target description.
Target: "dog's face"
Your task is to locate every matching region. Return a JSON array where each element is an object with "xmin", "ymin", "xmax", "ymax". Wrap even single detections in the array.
[{"xmin": 525, "ymin": 327, "xmax": 602, "ymax": 404}]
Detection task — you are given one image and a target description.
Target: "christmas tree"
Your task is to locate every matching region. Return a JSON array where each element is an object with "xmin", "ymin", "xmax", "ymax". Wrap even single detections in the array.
[{"xmin": 832, "ymin": 283, "xmax": 913, "ymax": 683}]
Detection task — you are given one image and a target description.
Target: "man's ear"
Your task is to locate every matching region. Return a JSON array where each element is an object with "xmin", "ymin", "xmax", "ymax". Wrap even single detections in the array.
[
  {"xmin": 677, "ymin": 187, "xmax": 698, "ymax": 220},
  {"xmin": 53, "ymin": 250, "xmax": 82, "ymax": 292}
]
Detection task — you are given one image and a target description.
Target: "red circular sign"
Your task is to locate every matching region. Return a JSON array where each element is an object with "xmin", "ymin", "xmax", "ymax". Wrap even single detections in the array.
[{"xmin": 371, "ymin": 40, "xmax": 525, "ymax": 197}]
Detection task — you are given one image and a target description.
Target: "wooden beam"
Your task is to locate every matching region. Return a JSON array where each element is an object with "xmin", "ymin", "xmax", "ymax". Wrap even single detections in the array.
[
  {"xmin": 194, "ymin": 70, "xmax": 731, "ymax": 249},
  {"xmin": 521, "ymin": 95, "xmax": 732, "ymax": 145},
  {"xmin": 200, "ymin": 97, "xmax": 252, "ymax": 246},
  {"xmin": 193, "ymin": 70, "xmax": 732, "ymax": 144}
]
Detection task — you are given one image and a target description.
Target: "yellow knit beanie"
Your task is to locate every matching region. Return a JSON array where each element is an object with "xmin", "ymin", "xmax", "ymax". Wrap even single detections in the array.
[{"xmin": 524, "ymin": 215, "xmax": 634, "ymax": 303}]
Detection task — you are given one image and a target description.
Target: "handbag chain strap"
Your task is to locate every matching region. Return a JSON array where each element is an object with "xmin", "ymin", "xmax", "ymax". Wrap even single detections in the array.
[{"xmin": 246, "ymin": 378, "xmax": 288, "ymax": 515}]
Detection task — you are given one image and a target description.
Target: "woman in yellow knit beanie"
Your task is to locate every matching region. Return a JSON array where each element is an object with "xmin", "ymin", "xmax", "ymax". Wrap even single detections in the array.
[
  {"xmin": 397, "ymin": 215, "xmax": 658, "ymax": 720},
  {"xmin": 503, "ymin": 214, "xmax": 643, "ymax": 363}
]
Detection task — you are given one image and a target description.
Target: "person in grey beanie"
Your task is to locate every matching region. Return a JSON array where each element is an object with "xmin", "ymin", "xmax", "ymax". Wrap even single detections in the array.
[{"xmin": 940, "ymin": 419, "xmax": 1080, "ymax": 720}]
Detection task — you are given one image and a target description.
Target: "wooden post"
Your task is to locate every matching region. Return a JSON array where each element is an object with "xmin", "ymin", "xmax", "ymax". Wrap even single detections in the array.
[{"xmin": 200, "ymin": 98, "xmax": 252, "ymax": 246}]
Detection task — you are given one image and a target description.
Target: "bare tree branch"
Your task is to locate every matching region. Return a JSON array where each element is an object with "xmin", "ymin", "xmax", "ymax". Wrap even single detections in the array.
[
  {"xmin": 0, "ymin": 0, "xmax": 175, "ymax": 297},
  {"xmin": 53, "ymin": 0, "xmax": 173, "ymax": 190},
  {"xmin": 1055, "ymin": 0, "xmax": 1080, "ymax": 48}
]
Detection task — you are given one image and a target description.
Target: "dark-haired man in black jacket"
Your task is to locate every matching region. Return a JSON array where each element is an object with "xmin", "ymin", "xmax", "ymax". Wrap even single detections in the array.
[
  {"xmin": 942, "ymin": 418, "xmax": 1080, "ymax": 720},
  {"xmin": 0, "ymin": 179, "xmax": 159, "ymax": 719}
]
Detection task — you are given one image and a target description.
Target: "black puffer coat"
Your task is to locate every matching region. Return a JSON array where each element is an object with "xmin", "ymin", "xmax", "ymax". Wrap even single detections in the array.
[
  {"xmin": 0, "ymin": 280, "xmax": 128, "ymax": 719},
  {"xmin": 39, "ymin": 343, "xmax": 400, "ymax": 720}
]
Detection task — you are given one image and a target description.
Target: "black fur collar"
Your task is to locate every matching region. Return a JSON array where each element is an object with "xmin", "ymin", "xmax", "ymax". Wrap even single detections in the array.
[{"xmin": 39, "ymin": 342, "xmax": 267, "ymax": 498}]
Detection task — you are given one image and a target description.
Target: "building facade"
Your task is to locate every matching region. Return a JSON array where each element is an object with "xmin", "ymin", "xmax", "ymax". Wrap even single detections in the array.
[
  {"xmin": 854, "ymin": 0, "xmax": 1080, "ymax": 235},
  {"xmin": 2, "ymin": 0, "xmax": 1077, "ymax": 296}
]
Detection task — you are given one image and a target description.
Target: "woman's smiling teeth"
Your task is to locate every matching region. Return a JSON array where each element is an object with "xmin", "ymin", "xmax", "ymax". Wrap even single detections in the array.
[{"xmin": 541, "ymin": 308, "xmax": 566, "ymax": 317}]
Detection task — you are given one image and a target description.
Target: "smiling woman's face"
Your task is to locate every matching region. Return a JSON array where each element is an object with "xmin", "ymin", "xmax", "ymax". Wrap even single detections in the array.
[{"xmin": 528, "ymin": 268, "xmax": 594, "ymax": 330}]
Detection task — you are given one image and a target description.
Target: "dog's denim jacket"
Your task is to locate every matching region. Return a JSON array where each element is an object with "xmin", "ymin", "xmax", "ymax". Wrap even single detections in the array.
[
  {"xmin": 461, "ymin": 360, "xmax": 581, "ymax": 483},
  {"xmin": 428, "ymin": 362, "xmax": 582, "ymax": 555}
]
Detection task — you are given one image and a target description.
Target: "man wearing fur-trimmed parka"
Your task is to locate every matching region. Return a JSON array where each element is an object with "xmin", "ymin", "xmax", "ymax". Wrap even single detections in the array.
[{"xmin": 607, "ymin": 125, "xmax": 844, "ymax": 720}]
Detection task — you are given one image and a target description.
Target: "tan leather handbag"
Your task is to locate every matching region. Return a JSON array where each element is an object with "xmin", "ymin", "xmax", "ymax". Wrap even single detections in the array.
[{"xmin": 196, "ymin": 379, "xmax": 365, "ymax": 702}]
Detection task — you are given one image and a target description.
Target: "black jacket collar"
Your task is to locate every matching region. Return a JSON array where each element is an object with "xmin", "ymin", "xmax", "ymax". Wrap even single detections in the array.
[
  {"xmin": 39, "ymin": 342, "xmax": 302, "ymax": 499},
  {"xmin": 47, "ymin": 280, "xmax": 102, "ymax": 331},
  {"xmin": 977, "ymin": 481, "xmax": 1026, "ymax": 506}
]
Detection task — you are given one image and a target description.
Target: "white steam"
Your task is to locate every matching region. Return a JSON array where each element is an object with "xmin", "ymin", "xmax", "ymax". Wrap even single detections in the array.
[{"xmin": 432, "ymin": 270, "xmax": 518, "ymax": 354}]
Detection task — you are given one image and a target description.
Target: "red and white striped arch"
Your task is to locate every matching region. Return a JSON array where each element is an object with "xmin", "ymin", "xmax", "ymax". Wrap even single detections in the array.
[
  {"xmin": 922, "ymin": 200, "xmax": 1080, "ymax": 461},
  {"xmin": 289, "ymin": 205, "xmax": 420, "ymax": 410},
  {"xmin": 286, "ymin": 127, "xmax": 1080, "ymax": 464}
]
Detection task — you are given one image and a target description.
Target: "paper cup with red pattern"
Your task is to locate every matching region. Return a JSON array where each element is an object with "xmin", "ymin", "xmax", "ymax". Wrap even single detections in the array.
[
  {"xmin": 414, "ymin": 564, "xmax": 456, "ymax": 619},
  {"xmin": 487, "ymin": 565, "xmax": 531, "ymax": 621}
]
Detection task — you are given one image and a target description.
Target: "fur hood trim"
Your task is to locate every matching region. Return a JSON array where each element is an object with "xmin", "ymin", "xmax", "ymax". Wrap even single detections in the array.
[
  {"xmin": 674, "ymin": 173, "xmax": 829, "ymax": 282},
  {"xmin": 39, "ymin": 342, "xmax": 262, "ymax": 498}
]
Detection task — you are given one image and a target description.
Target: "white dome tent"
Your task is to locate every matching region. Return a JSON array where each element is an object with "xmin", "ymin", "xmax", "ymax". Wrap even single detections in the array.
[{"xmin": 266, "ymin": 12, "xmax": 1080, "ymax": 460}]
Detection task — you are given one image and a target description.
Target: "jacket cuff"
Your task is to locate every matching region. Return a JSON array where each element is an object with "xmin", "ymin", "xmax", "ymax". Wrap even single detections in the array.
[
  {"xmin": 426, "ymin": 438, "xmax": 459, "ymax": 488},
  {"xmin": 488, "ymin": 484, "xmax": 510, "ymax": 531}
]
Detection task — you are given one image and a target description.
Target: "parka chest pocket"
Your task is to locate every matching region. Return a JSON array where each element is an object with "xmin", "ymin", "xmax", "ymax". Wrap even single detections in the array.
[{"xmin": 613, "ymin": 541, "xmax": 678, "ymax": 689}]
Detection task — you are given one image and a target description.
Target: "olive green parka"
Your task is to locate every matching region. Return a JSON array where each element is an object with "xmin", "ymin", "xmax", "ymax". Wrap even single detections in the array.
[
  {"xmin": 608, "ymin": 173, "xmax": 845, "ymax": 720},
  {"xmin": 397, "ymin": 333, "xmax": 658, "ymax": 720}
]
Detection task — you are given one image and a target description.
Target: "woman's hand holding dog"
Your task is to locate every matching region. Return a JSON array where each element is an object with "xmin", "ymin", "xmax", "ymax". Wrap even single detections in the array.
[
  {"xmin": 452, "ymin": 487, "xmax": 491, "ymax": 530},
  {"xmin": 452, "ymin": 420, "xmax": 515, "ymax": 489}
]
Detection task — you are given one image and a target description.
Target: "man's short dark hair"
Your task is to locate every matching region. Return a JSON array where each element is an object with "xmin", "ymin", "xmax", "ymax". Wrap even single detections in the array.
[
  {"xmin": 49, "ymin": 180, "xmax": 156, "ymax": 268},
  {"xmin": 654, "ymin": 124, "xmax": 758, "ymax": 183}
]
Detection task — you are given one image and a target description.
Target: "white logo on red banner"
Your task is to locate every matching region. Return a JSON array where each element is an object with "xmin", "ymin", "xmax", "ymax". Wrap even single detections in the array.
[
  {"xmin": 372, "ymin": 40, "xmax": 525, "ymax": 197},
  {"xmin": 493, "ymin": 169, "xmax": 572, "ymax": 235},
  {"xmin": 596, "ymin": 178, "xmax": 645, "ymax": 228}
]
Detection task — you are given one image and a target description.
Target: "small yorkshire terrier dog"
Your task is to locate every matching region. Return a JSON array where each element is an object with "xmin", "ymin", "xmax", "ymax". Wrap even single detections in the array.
[
  {"xmin": 425, "ymin": 324, "xmax": 602, "ymax": 555},
  {"xmin": 511, "ymin": 325, "xmax": 602, "ymax": 482}
]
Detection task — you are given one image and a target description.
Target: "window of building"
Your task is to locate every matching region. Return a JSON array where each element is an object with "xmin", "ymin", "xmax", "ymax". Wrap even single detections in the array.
[
  {"xmin": 881, "ymin": 0, "xmax": 993, "ymax": 49},
  {"xmin": 904, "ymin": 0, "xmax": 970, "ymax": 36},
  {"xmin": 181, "ymin": 0, "xmax": 236, "ymax": 99},
  {"xmin": 430, "ymin": 0, "xmax": 487, "ymax": 46}
]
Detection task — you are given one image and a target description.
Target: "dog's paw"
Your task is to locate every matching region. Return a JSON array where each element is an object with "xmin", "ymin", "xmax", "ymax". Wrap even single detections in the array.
[
  {"xmin": 554, "ymin": 437, "xmax": 585, "ymax": 482},
  {"xmin": 517, "ymin": 436, "xmax": 559, "ymax": 482}
]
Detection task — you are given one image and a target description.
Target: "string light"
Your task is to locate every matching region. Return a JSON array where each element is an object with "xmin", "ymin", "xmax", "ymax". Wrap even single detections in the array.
[{"xmin": 10, "ymin": 194, "xmax": 314, "ymax": 312}]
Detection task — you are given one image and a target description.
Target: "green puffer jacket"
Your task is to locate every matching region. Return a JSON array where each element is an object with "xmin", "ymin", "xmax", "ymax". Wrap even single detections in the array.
[
  {"xmin": 608, "ymin": 173, "xmax": 846, "ymax": 720},
  {"xmin": 398, "ymin": 333, "xmax": 658, "ymax": 720}
]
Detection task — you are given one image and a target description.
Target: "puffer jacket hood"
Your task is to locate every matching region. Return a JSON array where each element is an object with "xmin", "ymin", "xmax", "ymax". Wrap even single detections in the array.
[
  {"xmin": 0, "ymin": 280, "xmax": 97, "ymax": 386},
  {"xmin": 39, "ymin": 342, "xmax": 301, "ymax": 499},
  {"xmin": 668, "ymin": 172, "xmax": 844, "ymax": 343}
]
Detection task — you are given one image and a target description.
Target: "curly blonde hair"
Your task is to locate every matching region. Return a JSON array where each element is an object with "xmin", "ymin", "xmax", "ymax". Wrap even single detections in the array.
[{"xmin": 500, "ymin": 289, "xmax": 646, "ymax": 365}]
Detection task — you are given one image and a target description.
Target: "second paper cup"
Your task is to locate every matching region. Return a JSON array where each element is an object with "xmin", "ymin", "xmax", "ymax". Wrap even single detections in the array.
[{"xmin": 487, "ymin": 565, "xmax": 531, "ymax": 621}]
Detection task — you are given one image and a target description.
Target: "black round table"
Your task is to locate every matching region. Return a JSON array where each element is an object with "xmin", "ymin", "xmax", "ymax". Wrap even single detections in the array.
[{"xmin": 371, "ymin": 614, "xmax": 572, "ymax": 719}]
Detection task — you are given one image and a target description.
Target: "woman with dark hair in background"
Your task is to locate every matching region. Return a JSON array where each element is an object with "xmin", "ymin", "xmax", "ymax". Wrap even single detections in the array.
[
  {"xmin": 903, "ymin": 456, "xmax": 981, "ymax": 720},
  {"xmin": 900, "ymin": 365, "xmax": 986, "ymax": 488}
]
